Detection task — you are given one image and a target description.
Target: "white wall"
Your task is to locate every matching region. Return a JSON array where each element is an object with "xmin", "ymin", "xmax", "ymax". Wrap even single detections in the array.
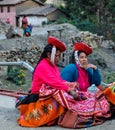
[{"xmin": 19, "ymin": 16, "xmax": 47, "ymax": 27}]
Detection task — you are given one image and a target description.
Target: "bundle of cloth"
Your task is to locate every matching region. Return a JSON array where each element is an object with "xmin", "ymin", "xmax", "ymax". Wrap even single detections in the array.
[{"xmin": 104, "ymin": 82, "xmax": 115, "ymax": 105}]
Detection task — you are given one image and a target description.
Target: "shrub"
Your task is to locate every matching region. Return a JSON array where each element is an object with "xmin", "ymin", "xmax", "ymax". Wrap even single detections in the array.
[{"xmin": 7, "ymin": 66, "xmax": 26, "ymax": 85}]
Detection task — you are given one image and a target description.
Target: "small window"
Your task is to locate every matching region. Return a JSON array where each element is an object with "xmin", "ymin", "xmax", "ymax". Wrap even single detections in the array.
[
  {"xmin": 0, "ymin": 6, "xmax": 3, "ymax": 13},
  {"xmin": 7, "ymin": 6, "xmax": 10, "ymax": 12}
]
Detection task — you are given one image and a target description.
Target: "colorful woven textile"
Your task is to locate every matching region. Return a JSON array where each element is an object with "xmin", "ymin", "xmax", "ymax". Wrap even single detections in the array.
[
  {"xmin": 58, "ymin": 92, "xmax": 111, "ymax": 128},
  {"xmin": 17, "ymin": 84, "xmax": 111, "ymax": 128},
  {"xmin": 17, "ymin": 96, "xmax": 65, "ymax": 127},
  {"xmin": 39, "ymin": 84, "xmax": 111, "ymax": 128}
]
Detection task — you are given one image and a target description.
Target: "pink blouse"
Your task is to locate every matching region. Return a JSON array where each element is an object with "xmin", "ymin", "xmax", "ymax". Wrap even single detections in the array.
[
  {"xmin": 31, "ymin": 59, "xmax": 69, "ymax": 93},
  {"xmin": 76, "ymin": 65, "xmax": 90, "ymax": 91}
]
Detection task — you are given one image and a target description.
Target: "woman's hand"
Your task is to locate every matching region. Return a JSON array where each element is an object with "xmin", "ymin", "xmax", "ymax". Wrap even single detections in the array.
[
  {"xmin": 69, "ymin": 89, "xmax": 87, "ymax": 101},
  {"xmin": 69, "ymin": 89, "xmax": 79, "ymax": 100},
  {"xmin": 86, "ymin": 63, "xmax": 97, "ymax": 70}
]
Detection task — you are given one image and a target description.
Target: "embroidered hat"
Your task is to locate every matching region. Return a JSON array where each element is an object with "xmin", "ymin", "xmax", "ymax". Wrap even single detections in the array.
[
  {"xmin": 74, "ymin": 42, "xmax": 93, "ymax": 55},
  {"xmin": 48, "ymin": 36, "xmax": 66, "ymax": 52}
]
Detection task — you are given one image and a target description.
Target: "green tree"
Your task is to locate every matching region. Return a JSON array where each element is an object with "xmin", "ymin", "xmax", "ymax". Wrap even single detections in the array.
[
  {"xmin": 108, "ymin": 0, "xmax": 115, "ymax": 19},
  {"xmin": 62, "ymin": 0, "xmax": 97, "ymax": 20},
  {"xmin": 62, "ymin": 0, "xmax": 114, "ymax": 23},
  {"xmin": 61, "ymin": 0, "xmax": 115, "ymax": 40},
  {"xmin": 108, "ymin": 0, "xmax": 115, "ymax": 13}
]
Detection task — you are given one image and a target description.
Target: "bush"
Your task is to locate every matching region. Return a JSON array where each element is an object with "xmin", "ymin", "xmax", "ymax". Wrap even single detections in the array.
[
  {"xmin": 42, "ymin": 21, "xmax": 47, "ymax": 25},
  {"xmin": 7, "ymin": 66, "xmax": 26, "ymax": 85},
  {"xmin": 56, "ymin": 17, "xmax": 70, "ymax": 24}
]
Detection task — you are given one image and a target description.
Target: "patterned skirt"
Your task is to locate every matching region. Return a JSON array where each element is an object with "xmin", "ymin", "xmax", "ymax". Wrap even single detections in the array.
[
  {"xmin": 17, "ymin": 95, "xmax": 65, "ymax": 127},
  {"xmin": 17, "ymin": 84, "xmax": 111, "ymax": 128}
]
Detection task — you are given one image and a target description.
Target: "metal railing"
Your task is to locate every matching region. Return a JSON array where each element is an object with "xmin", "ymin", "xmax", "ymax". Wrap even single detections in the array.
[{"xmin": 0, "ymin": 61, "xmax": 34, "ymax": 72}]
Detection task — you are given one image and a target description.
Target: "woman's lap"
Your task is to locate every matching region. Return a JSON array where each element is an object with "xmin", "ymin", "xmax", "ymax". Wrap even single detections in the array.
[{"xmin": 17, "ymin": 85, "xmax": 111, "ymax": 128}]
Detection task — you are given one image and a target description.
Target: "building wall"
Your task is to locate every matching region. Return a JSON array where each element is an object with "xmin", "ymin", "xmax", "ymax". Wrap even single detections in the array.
[
  {"xmin": 0, "ymin": 6, "xmax": 16, "ymax": 25},
  {"xmin": 19, "ymin": 16, "xmax": 47, "ymax": 27},
  {"xmin": 0, "ymin": 0, "xmax": 43, "ymax": 26},
  {"xmin": 18, "ymin": 9, "xmax": 65, "ymax": 27}
]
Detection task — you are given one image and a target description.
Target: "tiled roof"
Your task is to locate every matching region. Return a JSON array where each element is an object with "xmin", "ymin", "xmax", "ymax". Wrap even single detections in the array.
[
  {"xmin": 18, "ymin": 5, "xmax": 57, "ymax": 16},
  {"xmin": 0, "ymin": 0, "xmax": 43, "ymax": 5}
]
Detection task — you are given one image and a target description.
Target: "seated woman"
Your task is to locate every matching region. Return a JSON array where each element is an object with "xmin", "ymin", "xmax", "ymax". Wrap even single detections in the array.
[
  {"xmin": 59, "ymin": 42, "xmax": 111, "ymax": 128},
  {"xmin": 17, "ymin": 39, "xmax": 111, "ymax": 129},
  {"xmin": 61, "ymin": 42, "xmax": 101, "ymax": 91},
  {"xmin": 17, "ymin": 36, "xmax": 80, "ymax": 127}
]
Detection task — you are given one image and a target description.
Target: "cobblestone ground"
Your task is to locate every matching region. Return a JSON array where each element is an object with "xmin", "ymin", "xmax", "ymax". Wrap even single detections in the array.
[{"xmin": 0, "ymin": 95, "xmax": 115, "ymax": 130}]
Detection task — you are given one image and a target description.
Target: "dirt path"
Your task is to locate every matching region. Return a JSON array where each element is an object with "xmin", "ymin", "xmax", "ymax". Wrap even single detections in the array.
[{"xmin": 1, "ymin": 95, "xmax": 115, "ymax": 130}]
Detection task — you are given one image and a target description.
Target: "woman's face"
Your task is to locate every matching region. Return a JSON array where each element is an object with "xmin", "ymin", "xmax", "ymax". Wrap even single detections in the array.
[
  {"xmin": 54, "ymin": 50, "xmax": 61, "ymax": 64},
  {"xmin": 47, "ymin": 50, "xmax": 61, "ymax": 64},
  {"xmin": 78, "ymin": 52, "xmax": 88, "ymax": 68}
]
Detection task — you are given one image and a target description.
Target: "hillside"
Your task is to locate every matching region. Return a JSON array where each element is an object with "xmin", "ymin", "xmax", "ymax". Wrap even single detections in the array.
[{"xmin": 0, "ymin": 23, "xmax": 115, "ymax": 91}]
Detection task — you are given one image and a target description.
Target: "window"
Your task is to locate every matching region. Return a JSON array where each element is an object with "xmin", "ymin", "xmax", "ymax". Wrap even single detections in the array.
[
  {"xmin": 7, "ymin": 6, "xmax": 10, "ymax": 12},
  {"xmin": 0, "ymin": 6, "xmax": 3, "ymax": 13}
]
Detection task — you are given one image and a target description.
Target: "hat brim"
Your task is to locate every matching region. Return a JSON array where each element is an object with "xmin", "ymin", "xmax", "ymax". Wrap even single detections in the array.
[
  {"xmin": 48, "ymin": 36, "xmax": 66, "ymax": 52},
  {"xmin": 74, "ymin": 42, "xmax": 93, "ymax": 55}
]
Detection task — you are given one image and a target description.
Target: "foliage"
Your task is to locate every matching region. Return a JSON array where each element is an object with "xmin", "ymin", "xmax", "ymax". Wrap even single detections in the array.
[
  {"xmin": 56, "ymin": 17, "xmax": 113, "ymax": 39},
  {"xmin": 62, "ymin": 0, "xmax": 114, "ymax": 22},
  {"xmin": 108, "ymin": 0, "xmax": 115, "ymax": 13},
  {"xmin": 62, "ymin": 0, "xmax": 97, "ymax": 20},
  {"xmin": 59, "ymin": 0, "xmax": 115, "ymax": 41},
  {"xmin": 56, "ymin": 17, "xmax": 72, "ymax": 24},
  {"xmin": 76, "ymin": 20, "xmax": 113, "ymax": 39},
  {"xmin": 7, "ymin": 66, "xmax": 26, "ymax": 85},
  {"xmin": 42, "ymin": 21, "xmax": 47, "ymax": 25},
  {"xmin": 39, "ymin": 0, "xmax": 47, "ymax": 3}
]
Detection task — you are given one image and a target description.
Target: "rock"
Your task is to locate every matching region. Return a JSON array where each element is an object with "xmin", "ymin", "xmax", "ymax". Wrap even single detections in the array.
[{"xmin": 5, "ymin": 25, "xmax": 21, "ymax": 39}]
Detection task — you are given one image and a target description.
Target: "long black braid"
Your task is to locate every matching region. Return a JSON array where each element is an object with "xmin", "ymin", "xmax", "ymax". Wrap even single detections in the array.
[{"xmin": 32, "ymin": 44, "xmax": 60, "ymax": 78}]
